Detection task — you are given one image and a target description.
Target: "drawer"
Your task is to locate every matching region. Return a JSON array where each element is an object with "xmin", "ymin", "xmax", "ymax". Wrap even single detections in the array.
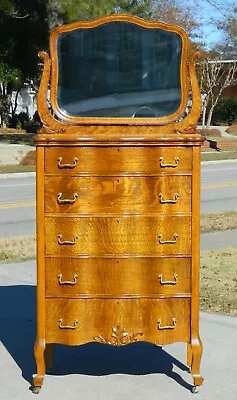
[
  {"xmin": 45, "ymin": 298, "xmax": 190, "ymax": 346},
  {"xmin": 44, "ymin": 147, "xmax": 192, "ymax": 175},
  {"xmin": 45, "ymin": 257, "xmax": 191, "ymax": 297},
  {"xmin": 44, "ymin": 176, "xmax": 191, "ymax": 214},
  {"xmin": 45, "ymin": 215, "xmax": 191, "ymax": 257}
]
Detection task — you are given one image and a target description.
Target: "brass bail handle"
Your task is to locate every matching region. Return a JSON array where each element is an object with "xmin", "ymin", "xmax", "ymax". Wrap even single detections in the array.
[
  {"xmin": 58, "ymin": 319, "xmax": 78, "ymax": 329},
  {"xmin": 58, "ymin": 157, "xmax": 78, "ymax": 169},
  {"xmin": 157, "ymin": 318, "xmax": 177, "ymax": 330},
  {"xmin": 159, "ymin": 156, "xmax": 179, "ymax": 168},
  {"xmin": 159, "ymin": 192, "xmax": 179, "ymax": 204},
  {"xmin": 158, "ymin": 233, "xmax": 178, "ymax": 244},
  {"xmin": 58, "ymin": 273, "xmax": 78, "ymax": 285},
  {"xmin": 58, "ymin": 234, "xmax": 78, "ymax": 245},
  {"xmin": 158, "ymin": 274, "xmax": 179, "ymax": 285},
  {"xmin": 57, "ymin": 192, "xmax": 78, "ymax": 204}
]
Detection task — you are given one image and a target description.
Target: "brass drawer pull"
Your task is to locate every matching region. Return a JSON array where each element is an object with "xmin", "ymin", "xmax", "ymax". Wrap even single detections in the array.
[
  {"xmin": 58, "ymin": 273, "xmax": 78, "ymax": 285},
  {"xmin": 58, "ymin": 318, "xmax": 78, "ymax": 329},
  {"xmin": 157, "ymin": 318, "xmax": 176, "ymax": 330},
  {"xmin": 158, "ymin": 233, "xmax": 178, "ymax": 244},
  {"xmin": 159, "ymin": 156, "xmax": 179, "ymax": 168},
  {"xmin": 57, "ymin": 192, "xmax": 78, "ymax": 204},
  {"xmin": 159, "ymin": 192, "xmax": 179, "ymax": 204},
  {"xmin": 58, "ymin": 157, "xmax": 78, "ymax": 169},
  {"xmin": 58, "ymin": 234, "xmax": 78, "ymax": 245},
  {"xmin": 158, "ymin": 274, "xmax": 178, "ymax": 285}
]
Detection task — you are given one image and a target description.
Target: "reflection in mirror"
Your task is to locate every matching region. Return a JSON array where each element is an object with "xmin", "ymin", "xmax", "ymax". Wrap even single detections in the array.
[{"xmin": 56, "ymin": 22, "xmax": 182, "ymax": 118}]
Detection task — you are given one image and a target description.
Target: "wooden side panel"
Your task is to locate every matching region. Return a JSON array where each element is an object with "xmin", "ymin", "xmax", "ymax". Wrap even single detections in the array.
[
  {"xmin": 44, "ymin": 175, "xmax": 191, "ymax": 214},
  {"xmin": 45, "ymin": 298, "xmax": 191, "ymax": 346},
  {"xmin": 45, "ymin": 146, "xmax": 192, "ymax": 175},
  {"xmin": 45, "ymin": 215, "xmax": 191, "ymax": 256},
  {"xmin": 45, "ymin": 257, "xmax": 191, "ymax": 297}
]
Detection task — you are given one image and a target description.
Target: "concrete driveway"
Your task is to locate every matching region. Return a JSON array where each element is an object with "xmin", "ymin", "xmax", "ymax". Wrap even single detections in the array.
[{"xmin": 0, "ymin": 260, "xmax": 237, "ymax": 400}]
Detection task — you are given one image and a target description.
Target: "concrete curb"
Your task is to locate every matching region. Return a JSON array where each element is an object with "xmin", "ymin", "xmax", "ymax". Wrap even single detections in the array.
[
  {"xmin": 201, "ymin": 159, "xmax": 237, "ymax": 165},
  {"xmin": 0, "ymin": 172, "xmax": 36, "ymax": 179}
]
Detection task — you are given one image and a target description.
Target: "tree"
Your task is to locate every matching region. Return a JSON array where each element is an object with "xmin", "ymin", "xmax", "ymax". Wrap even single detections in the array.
[
  {"xmin": 49, "ymin": 0, "xmax": 202, "ymax": 43},
  {"xmin": 0, "ymin": 0, "xmax": 49, "ymax": 126},
  {"xmin": 0, "ymin": 62, "xmax": 22, "ymax": 127},
  {"xmin": 200, "ymin": 58, "xmax": 237, "ymax": 128},
  {"xmin": 152, "ymin": 0, "xmax": 202, "ymax": 42},
  {"xmin": 48, "ymin": 0, "xmax": 155, "ymax": 26},
  {"xmin": 48, "ymin": 0, "xmax": 117, "ymax": 25},
  {"xmin": 216, "ymin": 7, "xmax": 237, "ymax": 57}
]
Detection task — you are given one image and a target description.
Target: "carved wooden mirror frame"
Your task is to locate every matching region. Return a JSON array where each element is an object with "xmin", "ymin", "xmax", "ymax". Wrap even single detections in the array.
[{"xmin": 37, "ymin": 14, "xmax": 202, "ymax": 135}]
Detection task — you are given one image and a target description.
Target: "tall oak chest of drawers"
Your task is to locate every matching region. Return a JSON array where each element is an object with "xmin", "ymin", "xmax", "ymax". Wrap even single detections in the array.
[{"xmin": 33, "ymin": 15, "xmax": 204, "ymax": 393}]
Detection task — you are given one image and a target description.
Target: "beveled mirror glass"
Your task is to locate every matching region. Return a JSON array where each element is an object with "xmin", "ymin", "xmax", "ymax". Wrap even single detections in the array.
[{"xmin": 56, "ymin": 21, "xmax": 183, "ymax": 119}]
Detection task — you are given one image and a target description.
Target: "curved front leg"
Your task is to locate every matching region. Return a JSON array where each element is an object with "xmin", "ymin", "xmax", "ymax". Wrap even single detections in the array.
[
  {"xmin": 189, "ymin": 337, "xmax": 204, "ymax": 388},
  {"xmin": 33, "ymin": 338, "xmax": 46, "ymax": 392},
  {"xmin": 187, "ymin": 343, "xmax": 192, "ymax": 369}
]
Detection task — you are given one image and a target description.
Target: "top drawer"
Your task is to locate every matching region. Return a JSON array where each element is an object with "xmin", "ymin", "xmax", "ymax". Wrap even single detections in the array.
[{"xmin": 44, "ymin": 147, "xmax": 192, "ymax": 175}]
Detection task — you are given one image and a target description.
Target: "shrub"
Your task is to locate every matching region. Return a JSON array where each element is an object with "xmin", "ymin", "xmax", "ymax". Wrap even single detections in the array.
[
  {"xmin": 213, "ymin": 97, "xmax": 237, "ymax": 125},
  {"xmin": 9, "ymin": 111, "xmax": 41, "ymax": 133}
]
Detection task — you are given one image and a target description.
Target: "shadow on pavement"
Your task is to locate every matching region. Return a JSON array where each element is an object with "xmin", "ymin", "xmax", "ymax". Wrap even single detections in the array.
[{"xmin": 0, "ymin": 285, "xmax": 193, "ymax": 392}]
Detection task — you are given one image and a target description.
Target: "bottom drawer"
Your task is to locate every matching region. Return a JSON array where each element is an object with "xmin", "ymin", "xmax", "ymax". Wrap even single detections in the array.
[{"xmin": 45, "ymin": 298, "xmax": 190, "ymax": 346}]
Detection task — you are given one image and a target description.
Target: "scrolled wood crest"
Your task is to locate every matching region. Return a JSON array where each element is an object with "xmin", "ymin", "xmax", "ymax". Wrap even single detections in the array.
[{"xmin": 94, "ymin": 325, "xmax": 143, "ymax": 346}]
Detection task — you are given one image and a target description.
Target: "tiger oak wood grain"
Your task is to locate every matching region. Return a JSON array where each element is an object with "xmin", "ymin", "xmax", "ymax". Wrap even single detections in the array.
[
  {"xmin": 34, "ymin": 14, "xmax": 204, "ymax": 392},
  {"xmin": 44, "ymin": 175, "xmax": 191, "ymax": 214},
  {"xmin": 45, "ymin": 257, "xmax": 191, "ymax": 297},
  {"xmin": 45, "ymin": 298, "xmax": 191, "ymax": 346},
  {"xmin": 45, "ymin": 215, "xmax": 191, "ymax": 256},
  {"xmin": 45, "ymin": 146, "xmax": 192, "ymax": 175}
]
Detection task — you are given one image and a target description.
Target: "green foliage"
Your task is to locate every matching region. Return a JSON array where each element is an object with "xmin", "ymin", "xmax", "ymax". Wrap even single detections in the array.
[
  {"xmin": 0, "ymin": 0, "xmax": 49, "ymax": 79},
  {"xmin": 212, "ymin": 97, "xmax": 237, "ymax": 124},
  {"xmin": 9, "ymin": 111, "xmax": 41, "ymax": 133},
  {"xmin": 50, "ymin": 0, "xmax": 117, "ymax": 22},
  {"xmin": 115, "ymin": 0, "xmax": 153, "ymax": 19},
  {"xmin": 0, "ymin": 93, "xmax": 10, "ymax": 126},
  {"xmin": 50, "ymin": 0, "xmax": 153, "ymax": 22},
  {"xmin": 0, "ymin": 62, "xmax": 22, "ymax": 90}
]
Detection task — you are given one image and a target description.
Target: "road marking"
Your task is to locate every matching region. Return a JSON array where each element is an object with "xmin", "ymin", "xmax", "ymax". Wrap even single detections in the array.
[
  {"xmin": 0, "ymin": 182, "xmax": 236, "ymax": 208},
  {"xmin": 0, "ymin": 201, "xmax": 35, "ymax": 209},
  {"xmin": 201, "ymin": 182, "xmax": 237, "ymax": 189}
]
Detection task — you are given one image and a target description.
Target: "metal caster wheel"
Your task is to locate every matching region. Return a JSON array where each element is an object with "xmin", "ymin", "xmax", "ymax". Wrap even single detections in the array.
[
  {"xmin": 191, "ymin": 386, "xmax": 199, "ymax": 394},
  {"xmin": 32, "ymin": 386, "xmax": 41, "ymax": 394}
]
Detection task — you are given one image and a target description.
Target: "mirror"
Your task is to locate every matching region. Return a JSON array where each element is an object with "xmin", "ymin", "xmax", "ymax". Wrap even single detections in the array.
[{"xmin": 56, "ymin": 21, "xmax": 183, "ymax": 119}]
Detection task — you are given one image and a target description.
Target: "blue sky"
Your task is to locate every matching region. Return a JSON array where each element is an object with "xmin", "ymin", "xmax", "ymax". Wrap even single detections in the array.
[
  {"xmin": 194, "ymin": 0, "xmax": 234, "ymax": 47},
  {"xmin": 176, "ymin": 0, "xmax": 235, "ymax": 48}
]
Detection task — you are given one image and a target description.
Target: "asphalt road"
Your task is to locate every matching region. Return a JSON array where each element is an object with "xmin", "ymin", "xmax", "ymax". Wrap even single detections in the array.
[
  {"xmin": 0, "ymin": 175, "xmax": 35, "ymax": 238},
  {"xmin": 201, "ymin": 161, "xmax": 237, "ymax": 213},
  {"xmin": 0, "ymin": 160, "xmax": 237, "ymax": 239}
]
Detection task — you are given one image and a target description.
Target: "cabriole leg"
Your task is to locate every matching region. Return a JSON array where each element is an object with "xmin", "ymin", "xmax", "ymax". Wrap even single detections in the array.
[
  {"xmin": 33, "ymin": 338, "xmax": 46, "ymax": 393},
  {"xmin": 189, "ymin": 337, "xmax": 204, "ymax": 391},
  {"xmin": 187, "ymin": 343, "xmax": 192, "ymax": 370}
]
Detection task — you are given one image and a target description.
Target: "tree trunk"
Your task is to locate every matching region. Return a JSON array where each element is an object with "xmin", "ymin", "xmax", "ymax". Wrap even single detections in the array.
[
  {"xmin": 206, "ymin": 106, "xmax": 215, "ymax": 129},
  {"xmin": 202, "ymin": 98, "xmax": 207, "ymax": 128}
]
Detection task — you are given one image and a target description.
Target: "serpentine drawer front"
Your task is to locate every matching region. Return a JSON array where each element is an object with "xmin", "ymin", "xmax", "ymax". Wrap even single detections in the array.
[
  {"xmin": 33, "ymin": 14, "xmax": 204, "ymax": 394},
  {"xmin": 45, "ymin": 146, "xmax": 192, "ymax": 175},
  {"xmin": 45, "ymin": 257, "xmax": 191, "ymax": 297},
  {"xmin": 45, "ymin": 298, "xmax": 191, "ymax": 346},
  {"xmin": 45, "ymin": 215, "xmax": 191, "ymax": 257},
  {"xmin": 44, "ymin": 175, "xmax": 191, "ymax": 214}
]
